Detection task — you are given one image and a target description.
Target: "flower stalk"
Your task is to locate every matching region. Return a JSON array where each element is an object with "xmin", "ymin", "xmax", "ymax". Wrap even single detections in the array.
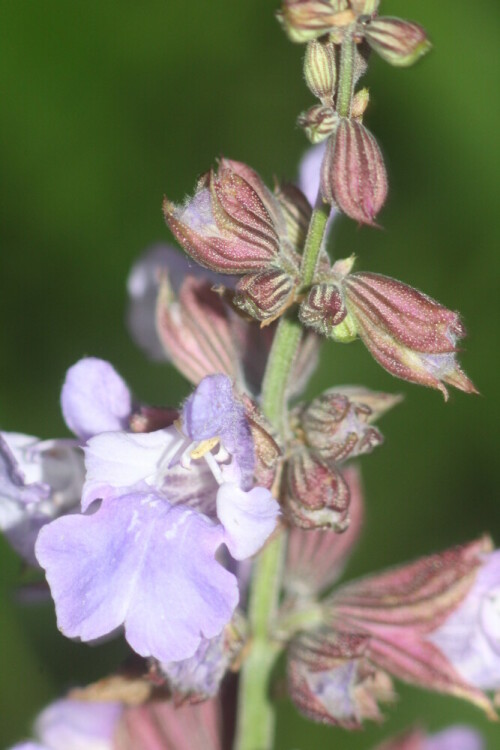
[{"xmin": 235, "ymin": 199, "xmax": 330, "ymax": 750}]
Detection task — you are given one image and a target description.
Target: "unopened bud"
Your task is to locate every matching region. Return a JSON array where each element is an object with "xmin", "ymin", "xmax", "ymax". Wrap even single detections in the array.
[
  {"xmin": 344, "ymin": 272, "xmax": 478, "ymax": 398},
  {"xmin": 277, "ymin": 0, "xmax": 355, "ymax": 44},
  {"xmin": 321, "ymin": 118, "xmax": 388, "ymax": 226},
  {"xmin": 298, "ymin": 105, "xmax": 338, "ymax": 144},
  {"xmin": 304, "ymin": 40, "xmax": 336, "ymax": 103},
  {"xmin": 299, "ymin": 282, "xmax": 348, "ymax": 337},
  {"xmin": 302, "ymin": 392, "xmax": 383, "ymax": 462},
  {"xmin": 351, "ymin": 87, "xmax": 370, "ymax": 120},
  {"xmin": 233, "ymin": 267, "xmax": 298, "ymax": 323},
  {"xmin": 285, "ymin": 449, "xmax": 350, "ymax": 531},
  {"xmin": 363, "ymin": 17, "xmax": 431, "ymax": 67}
]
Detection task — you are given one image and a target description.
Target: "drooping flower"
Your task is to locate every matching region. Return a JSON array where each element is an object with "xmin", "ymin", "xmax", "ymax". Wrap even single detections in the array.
[
  {"xmin": 287, "ymin": 537, "xmax": 499, "ymax": 727},
  {"xmin": 163, "ymin": 159, "xmax": 311, "ymax": 322},
  {"xmin": 9, "ymin": 698, "xmax": 122, "ymax": 750},
  {"xmin": 36, "ymin": 372, "xmax": 280, "ymax": 664},
  {"xmin": 429, "ymin": 550, "xmax": 500, "ymax": 691},
  {"xmin": 300, "ymin": 259, "xmax": 477, "ymax": 398}
]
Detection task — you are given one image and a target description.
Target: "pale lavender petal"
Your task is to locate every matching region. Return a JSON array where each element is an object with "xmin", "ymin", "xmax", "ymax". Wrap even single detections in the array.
[
  {"xmin": 35, "ymin": 698, "xmax": 122, "ymax": 750},
  {"xmin": 0, "ymin": 433, "xmax": 50, "ymax": 505},
  {"xmin": 306, "ymin": 661, "xmax": 359, "ymax": 722},
  {"xmin": 183, "ymin": 375, "xmax": 235, "ymax": 441},
  {"xmin": 61, "ymin": 359, "xmax": 132, "ymax": 441},
  {"xmin": 429, "ymin": 551, "xmax": 500, "ymax": 690},
  {"xmin": 160, "ymin": 632, "xmax": 228, "ymax": 698},
  {"xmin": 82, "ymin": 428, "xmax": 179, "ymax": 510},
  {"xmin": 36, "ymin": 491, "xmax": 238, "ymax": 662},
  {"xmin": 298, "ymin": 143, "xmax": 327, "ymax": 207},
  {"xmin": 10, "ymin": 744, "xmax": 46, "ymax": 750},
  {"xmin": 217, "ymin": 483, "xmax": 280, "ymax": 561},
  {"xmin": 425, "ymin": 726, "xmax": 484, "ymax": 750},
  {"xmin": 183, "ymin": 375, "xmax": 255, "ymax": 489}
]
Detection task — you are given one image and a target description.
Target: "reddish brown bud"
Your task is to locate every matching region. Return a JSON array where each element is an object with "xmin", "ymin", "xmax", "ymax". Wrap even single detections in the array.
[
  {"xmin": 285, "ymin": 449, "xmax": 350, "ymax": 531},
  {"xmin": 233, "ymin": 267, "xmax": 299, "ymax": 323},
  {"xmin": 320, "ymin": 119, "xmax": 388, "ymax": 226},
  {"xmin": 301, "ymin": 391, "xmax": 384, "ymax": 462},
  {"xmin": 363, "ymin": 17, "xmax": 431, "ymax": 67},
  {"xmin": 298, "ymin": 105, "xmax": 339, "ymax": 144},
  {"xmin": 277, "ymin": 1, "xmax": 355, "ymax": 44},
  {"xmin": 285, "ymin": 466, "xmax": 364, "ymax": 597},
  {"xmin": 304, "ymin": 40, "xmax": 337, "ymax": 103},
  {"xmin": 242, "ymin": 395, "xmax": 281, "ymax": 490},
  {"xmin": 299, "ymin": 282, "xmax": 349, "ymax": 338},
  {"xmin": 163, "ymin": 159, "xmax": 296, "ymax": 275},
  {"xmin": 343, "ymin": 273, "xmax": 478, "ymax": 398}
]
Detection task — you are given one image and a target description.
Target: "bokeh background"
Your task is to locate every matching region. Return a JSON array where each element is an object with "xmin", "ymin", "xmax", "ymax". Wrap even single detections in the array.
[{"xmin": 1, "ymin": 0, "xmax": 499, "ymax": 747}]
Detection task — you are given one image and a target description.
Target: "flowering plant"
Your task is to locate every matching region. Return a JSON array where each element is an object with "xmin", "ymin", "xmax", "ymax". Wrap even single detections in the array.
[{"xmin": 1, "ymin": 2, "xmax": 496, "ymax": 749}]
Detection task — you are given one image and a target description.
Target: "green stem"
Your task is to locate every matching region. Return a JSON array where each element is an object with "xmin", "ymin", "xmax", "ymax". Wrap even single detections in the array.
[
  {"xmin": 300, "ymin": 203, "xmax": 331, "ymax": 288},
  {"xmin": 234, "ymin": 202, "xmax": 330, "ymax": 750},
  {"xmin": 336, "ymin": 29, "xmax": 356, "ymax": 119}
]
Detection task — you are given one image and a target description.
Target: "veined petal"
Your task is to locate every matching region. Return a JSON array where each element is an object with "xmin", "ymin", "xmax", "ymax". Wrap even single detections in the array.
[
  {"xmin": 217, "ymin": 483, "xmax": 280, "ymax": 560},
  {"xmin": 82, "ymin": 429, "xmax": 179, "ymax": 510},
  {"xmin": 61, "ymin": 359, "xmax": 132, "ymax": 441},
  {"xmin": 35, "ymin": 491, "xmax": 239, "ymax": 663}
]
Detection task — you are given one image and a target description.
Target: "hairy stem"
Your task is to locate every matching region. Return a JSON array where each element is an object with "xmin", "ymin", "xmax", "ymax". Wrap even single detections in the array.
[
  {"xmin": 234, "ymin": 203, "xmax": 329, "ymax": 750},
  {"xmin": 336, "ymin": 29, "xmax": 356, "ymax": 119},
  {"xmin": 300, "ymin": 202, "xmax": 331, "ymax": 287}
]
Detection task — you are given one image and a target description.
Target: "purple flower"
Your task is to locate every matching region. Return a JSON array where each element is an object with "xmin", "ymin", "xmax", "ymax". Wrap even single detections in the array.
[
  {"xmin": 1, "ymin": 358, "xmax": 132, "ymax": 564},
  {"xmin": 9, "ymin": 698, "xmax": 122, "ymax": 750},
  {"xmin": 429, "ymin": 550, "xmax": 500, "ymax": 690},
  {"xmin": 159, "ymin": 631, "xmax": 230, "ymax": 700},
  {"xmin": 298, "ymin": 142, "xmax": 327, "ymax": 208},
  {"xmin": 0, "ymin": 432, "xmax": 84, "ymax": 565},
  {"xmin": 61, "ymin": 357, "xmax": 133, "ymax": 441},
  {"xmin": 36, "ymin": 373, "xmax": 280, "ymax": 663}
]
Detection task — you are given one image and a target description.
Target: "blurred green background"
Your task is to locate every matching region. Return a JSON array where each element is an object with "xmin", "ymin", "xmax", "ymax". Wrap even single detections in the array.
[{"xmin": 0, "ymin": 0, "xmax": 499, "ymax": 747}]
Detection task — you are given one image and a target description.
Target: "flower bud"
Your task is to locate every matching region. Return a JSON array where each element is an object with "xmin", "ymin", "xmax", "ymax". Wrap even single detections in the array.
[
  {"xmin": 163, "ymin": 160, "xmax": 287, "ymax": 274},
  {"xmin": 321, "ymin": 119, "xmax": 388, "ymax": 226},
  {"xmin": 363, "ymin": 17, "xmax": 431, "ymax": 67},
  {"xmin": 233, "ymin": 267, "xmax": 299, "ymax": 323},
  {"xmin": 277, "ymin": 1, "xmax": 355, "ymax": 44},
  {"xmin": 299, "ymin": 282, "xmax": 349, "ymax": 338},
  {"xmin": 301, "ymin": 391, "xmax": 384, "ymax": 462},
  {"xmin": 343, "ymin": 272, "xmax": 478, "ymax": 398},
  {"xmin": 298, "ymin": 105, "xmax": 338, "ymax": 144},
  {"xmin": 285, "ymin": 449, "xmax": 350, "ymax": 531},
  {"xmin": 304, "ymin": 40, "xmax": 336, "ymax": 103}
]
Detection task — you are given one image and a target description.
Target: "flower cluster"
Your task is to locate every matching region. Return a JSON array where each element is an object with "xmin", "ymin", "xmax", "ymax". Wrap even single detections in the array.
[{"xmin": 0, "ymin": 0, "xmax": 492, "ymax": 748}]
